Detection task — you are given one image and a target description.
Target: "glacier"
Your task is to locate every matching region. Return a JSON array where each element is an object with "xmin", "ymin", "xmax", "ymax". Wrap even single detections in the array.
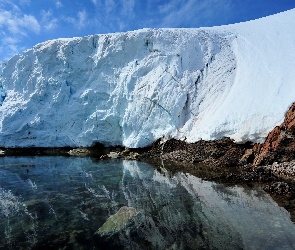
[{"xmin": 0, "ymin": 9, "xmax": 295, "ymax": 148}]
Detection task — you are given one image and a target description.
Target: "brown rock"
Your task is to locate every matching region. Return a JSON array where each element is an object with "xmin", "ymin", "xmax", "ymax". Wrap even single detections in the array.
[
  {"xmin": 253, "ymin": 102, "xmax": 295, "ymax": 165},
  {"xmin": 284, "ymin": 103, "xmax": 295, "ymax": 131}
]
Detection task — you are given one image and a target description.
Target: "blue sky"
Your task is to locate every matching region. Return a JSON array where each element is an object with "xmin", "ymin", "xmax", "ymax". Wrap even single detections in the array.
[{"xmin": 0, "ymin": 0, "xmax": 294, "ymax": 62}]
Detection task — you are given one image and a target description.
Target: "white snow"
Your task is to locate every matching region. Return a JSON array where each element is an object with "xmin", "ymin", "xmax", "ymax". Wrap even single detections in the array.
[{"xmin": 0, "ymin": 9, "xmax": 295, "ymax": 148}]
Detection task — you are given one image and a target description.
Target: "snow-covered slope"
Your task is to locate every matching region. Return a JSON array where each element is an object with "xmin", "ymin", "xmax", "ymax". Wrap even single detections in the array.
[{"xmin": 0, "ymin": 9, "xmax": 295, "ymax": 148}]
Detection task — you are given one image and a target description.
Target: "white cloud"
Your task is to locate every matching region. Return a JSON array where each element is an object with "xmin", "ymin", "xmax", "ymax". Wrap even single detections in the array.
[
  {"xmin": 118, "ymin": 21, "xmax": 127, "ymax": 31},
  {"xmin": 0, "ymin": 3, "xmax": 40, "ymax": 61},
  {"xmin": 105, "ymin": 0, "xmax": 115, "ymax": 14},
  {"xmin": 64, "ymin": 16, "xmax": 75, "ymax": 24},
  {"xmin": 77, "ymin": 10, "xmax": 87, "ymax": 29},
  {"xmin": 0, "ymin": 34, "xmax": 24, "ymax": 61},
  {"xmin": 0, "ymin": 9, "xmax": 40, "ymax": 35},
  {"xmin": 121, "ymin": 0, "xmax": 135, "ymax": 17},
  {"xmin": 55, "ymin": 1, "xmax": 63, "ymax": 9},
  {"xmin": 64, "ymin": 10, "xmax": 88, "ymax": 30},
  {"xmin": 21, "ymin": 14, "xmax": 41, "ymax": 33},
  {"xmin": 158, "ymin": 0, "xmax": 232, "ymax": 28},
  {"xmin": 20, "ymin": 0, "xmax": 31, "ymax": 5},
  {"xmin": 158, "ymin": 0, "xmax": 180, "ymax": 14},
  {"xmin": 41, "ymin": 10, "xmax": 58, "ymax": 31},
  {"xmin": 2, "ymin": 36, "xmax": 19, "ymax": 45},
  {"xmin": 91, "ymin": 0, "xmax": 97, "ymax": 6}
]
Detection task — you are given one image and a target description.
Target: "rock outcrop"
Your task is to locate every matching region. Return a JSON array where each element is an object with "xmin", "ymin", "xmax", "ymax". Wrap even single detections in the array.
[
  {"xmin": 253, "ymin": 103, "xmax": 295, "ymax": 165},
  {"xmin": 140, "ymin": 137, "xmax": 250, "ymax": 168}
]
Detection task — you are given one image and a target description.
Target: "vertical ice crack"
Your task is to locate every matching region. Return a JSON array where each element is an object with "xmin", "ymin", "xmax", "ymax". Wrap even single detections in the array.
[{"xmin": 144, "ymin": 97, "xmax": 176, "ymax": 126}]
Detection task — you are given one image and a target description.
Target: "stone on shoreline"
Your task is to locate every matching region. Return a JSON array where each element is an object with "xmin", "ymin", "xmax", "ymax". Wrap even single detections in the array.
[
  {"xmin": 68, "ymin": 148, "xmax": 91, "ymax": 156},
  {"xmin": 264, "ymin": 182, "xmax": 293, "ymax": 196}
]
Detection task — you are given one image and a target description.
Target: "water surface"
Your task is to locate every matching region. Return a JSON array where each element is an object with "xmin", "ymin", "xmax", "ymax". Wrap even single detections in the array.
[{"xmin": 0, "ymin": 156, "xmax": 295, "ymax": 249}]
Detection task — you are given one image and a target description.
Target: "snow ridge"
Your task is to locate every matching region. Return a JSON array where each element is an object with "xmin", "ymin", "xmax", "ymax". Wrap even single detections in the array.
[{"xmin": 0, "ymin": 9, "xmax": 295, "ymax": 148}]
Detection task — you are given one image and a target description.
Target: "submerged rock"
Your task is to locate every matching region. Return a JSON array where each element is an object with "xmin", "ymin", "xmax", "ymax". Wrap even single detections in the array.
[{"xmin": 96, "ymin": 206, "xmax": 138, "ymax": 236}]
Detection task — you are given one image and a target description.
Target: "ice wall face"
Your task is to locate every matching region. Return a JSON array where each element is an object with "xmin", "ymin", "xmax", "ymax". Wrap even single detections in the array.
[
  {"xmin": 0, "ymin": 29, "xmax": 235, "ymax": 147},
  {"xmin": 0, "ymin": 9, "xmax": 295, "ymax": 148}
]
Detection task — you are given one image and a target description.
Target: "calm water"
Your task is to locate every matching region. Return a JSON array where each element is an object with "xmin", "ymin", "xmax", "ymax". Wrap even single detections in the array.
[{"xmin": 0, "ymin": 156, "xmax": 295, "ymax": 249}]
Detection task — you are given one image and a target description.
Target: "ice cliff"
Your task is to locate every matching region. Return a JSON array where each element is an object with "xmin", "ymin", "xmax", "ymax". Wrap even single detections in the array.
[{"xmin": 0, "ymin": 9, "xmax": 295, "ymax": 148}]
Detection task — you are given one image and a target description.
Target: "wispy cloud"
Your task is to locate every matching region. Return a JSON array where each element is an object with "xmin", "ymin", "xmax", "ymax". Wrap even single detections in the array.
[
  {"xmin": 41, "ymin": 10, "xmax": 58, "ymax": 31},
  {"xmin": 55, "ymin": 0, "xmax": 63, "ymax": 9},
  {"xmin": 20, "ymin": 0, "xmax": 31, "ymax": 6},
  {"xmin": 121, "ymin": 0, "xmax": 135, "ymax": 17},
  {"xmin": 2, "ymin": 36, "xmax": 19, "ymax": 45},
  {"xmin": 100, "ymin": 0, "xmax": 136, "ymax": 31},
  {"xmin": 91, "ymin": 0, "xmax": 97, "ymax": 6},
  {"xmin": 158, "ymin": 0, "xmax": 232, "ymax": 28},
  {"xmin": 78, "ymin": 10, "xmax": 87, "ymax": 28},
  {"xmin": 105, "ymin": 0, "xmax": 115, "ymax": 14},
  {"xmin": 64, "ymin": 10, "xmax": 88, "ymax": 30}
]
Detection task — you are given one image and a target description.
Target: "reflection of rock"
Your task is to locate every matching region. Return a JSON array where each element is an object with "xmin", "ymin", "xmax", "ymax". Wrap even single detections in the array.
[
  {"xmin": 106, "ymin": 160, "xmax": 295, "ymax": 250},
  {"xmin": 96, "ymin": 206, "xmax": 138, "ymax": 235},
  {"xmin": 120, "ymin": 148, "xmax": 139, "ymax": 160},
  {"xmin": 116, "ymin": 161, "xmax": 244, "ymax": 249},
  {"xmin": 2, "ymin": 157, "xmax": 295, "ymax": 249}
]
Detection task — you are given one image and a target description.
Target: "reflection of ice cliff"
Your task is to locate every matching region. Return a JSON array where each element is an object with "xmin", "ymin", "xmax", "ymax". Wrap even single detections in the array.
[
  {"xmin": 180, "ymin": 175, "xmax": 295, "ymax": 249},
  {"xmin": 1, "ymin": 157, "xmax": 295, "ymax": 249},
  {"xmin": 119, "ymin": 160, "xmax": 295, "ymax": 249},
  {"xmin": 0, "ymin": 188, "xmax": 38, "ymax": 248},
  {"xmin": 120, "ymin": 161, "xmax": 242, "ymax": 249}
]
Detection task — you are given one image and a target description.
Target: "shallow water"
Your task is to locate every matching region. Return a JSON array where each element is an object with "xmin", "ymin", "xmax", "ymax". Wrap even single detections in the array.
[{"xmin": 0, "ymin": 156, "xmax": 295, "ymax": 249}]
